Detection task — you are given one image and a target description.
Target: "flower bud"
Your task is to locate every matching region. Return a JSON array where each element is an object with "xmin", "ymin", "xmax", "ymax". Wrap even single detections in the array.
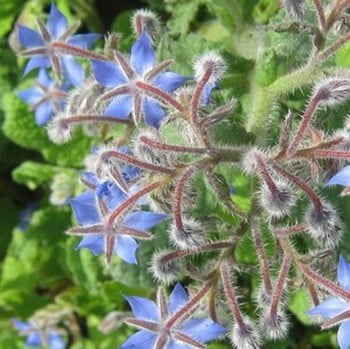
[
  {"xmin": 283, "ymin": 0, "xmax": 306, "ymax": 21},
  {"xmin": 47, "ymin": 112, "xmax": 74, "ymax": 144},
  {"xmin": 259, "ymin": 180, "xmax": 296, "ymax": 218},
  {"xmin": 305, "ymin": 202, "xmax": 342, "ymax": 248},
  {"xmin": 230, "ymin": 318, "xmax": 261, "ymax": 349},
  {"xmin": 193, "ymin": 51, "xmax": 226, "ymax": 85},
  {"xmin": 314, "ymin": 78, "xmax": 350, "ymax": 107},
  {"xmin": 131, "ymin": 9, "xmax": 160, "ymax": 41},
  {"xmin": 150, "ymin": 249, "xmax": 183, "ymax": 284},
  {"xmin": 169, "ymin": 218, "xmax": 206, "ymax": 250},
  {"xmin": 259, "ymin": 308, "xmax": 289, "ymax": 340},
  {"xmin": 49, "ymin": 172, "xmax": 77, "ymax": 205}
]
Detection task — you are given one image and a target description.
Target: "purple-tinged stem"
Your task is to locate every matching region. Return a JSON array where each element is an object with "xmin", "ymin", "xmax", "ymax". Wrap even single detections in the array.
[
  {"xmin": 135, "ymin": 81, "xmax": 185, "ymax": 113},
  {"xmin": 251, "ymin": 218, "xmax": 272, "ymax": 293},
  {"xmin": 52, "ymin": 41, "xmax": 108, "ymax": 61},
  {"xmin": 140, "ymin": 136, "xmax": 209, "ymax": 154},
  {"xmin": 317, "ymin": 31, "xmax": 350, "ymax": 61},
  {"xmin": 157, "ymin": 288, "xmax": 168, "ymax": 320},
  {"xmin": 321, "ymin": 309, "xmax": 350, "ymax": 329},
  {"xmin": 273, "ymin": 223, "xmax": 308, "ymax": 237},
  {"xmin": 312, "ymin": 0, "xmax": 327, "ymax": 33},
  {"xmin": 220, "ymin": 261, "xmax": 247, "ymax": 332},
  {"xmin": 286, "ymin": 92, "xmax": 324, "ymax": 157},
  {"xmin": 254, "ymin": 153, "xmax": 279, "ymax": 195},
  {"xmin": 268, "ymin": 161, "xmax": 323, "ymax": 212},
  {"xmin": 190, "ymin": 66, "xmax": 212, "ymax": 126},
  {"xmin": 298, "ymin": 263, "xmax": 350, "ymax": 301},
  {"xmin": 269, "ymin": 254, "xmax": 292, "ymax": 317},
  {"xmin": 173, "ymin": 165, "xmax": 199, "ymax": 231},
  {"xmin": 307, "ymin": 282, "xmax": 320, "ymax": 306},
  {"xmin": 306, "ymin": 149, "xmax": 350, "ymax": 159},
  {"xmin": 101, "ymin": 150, "xmax": 175, "ymax": 174},
  {"xmin": 59, "ymin": 114, "xmax": 132, "ymax": 127}
]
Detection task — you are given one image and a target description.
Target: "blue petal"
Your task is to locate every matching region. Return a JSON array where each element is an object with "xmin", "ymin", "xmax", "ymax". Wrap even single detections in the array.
[
  {"xmin": 12, "ymin": 319, "xmax": 31, "ymax": 331},
  {"xmin": 104, "ymin": 95, "xmax": 133, "ymax": 119},
  {"xmin": 121, "ymin": 330, "xmax": 158, "ymax": 349},
  {"xmin": 37, "ymin": 68, "xmax": 53, "ymax": 86},
  {"xmin": 27, "ymin": 332, "xmax": 41, "ymax": 346},
  {"xmin": 182, "ymin": 318, "xmax": 226, "ymax": 342},
  {"xmin": 24, "ymin": 56, "xmax": 51, "ymax": 75},
  {"xmin": 97, "ymin": 181, "xmax": 127, "ymax": 209},
  {"xmin": 47, "ymin": 3, "xmax": 68, "ymax": 38},
  {"xmin": 69, "ymin": 191, "xmax": 100, "ymax": 225},
  {"xmin": 143, "ymin": 98, "xmax": 165, "ymax": 128},
  {"xmin": 35, "ymin": 100, "xmax": 53, "ymax": 126},
  {"xmin": 18, "ymin": 88, "xmax": 43, "ymax": 104},
  {"xmin": 92, "ymin": 60, "xmax": 127, "ymax": 87},
  {"xmin": 61, "ymin": 56, "xmax": 84, "ymax": 86},
  {"xmin": 48, "ymin": 332, "xmax": 66, "ymax": 349},
  {"xmin": 77, "ymin": 236, "xmax": 104, "ymax": 256},
  {"xmin": 327, "ymin": 166, "xmax": 350, "ymax": 186},
  {"xmin": 68, "ymin": 33, "xmax": 100, "ymax": 49},
  {"xmin": 338, "ymin": 320, "xmax": 350, "ymax": 349},
  {"xmin": 130, "ymin": 31, "xmax": 155, "ymax": 75},
  {"xmin": 308, "ymin": 297, "xmax": 350, "ymax": 318},
  {"xmin": 18, "ymin": 25, "xmax": 44, "ymax": 48},
  {"xmin": 124, "ymin": 211, "xmax": 167, "ymax": 231},
  {"xmin": 166, "ymin": 341, "xmax": 190, "ymax": 349},
  {"xmin": 338, "ymin": 255, "xmax": 350, "ymax": 290},
  {"xmin": 168, "ymin": 283, "xmax": 189, "ymax": 314},
  {"xmin": 153, "ymin": 73, "xmax": 190, "ymax": 93},
  {"xmin": 201, "ymin": 83, "xmax": 215, "ymax": 105},
  {"xmin": 116, "ymin": 235, "xmax": 138, "ymax": 264},
  {"xmin": 124, "ymin": 295, "xmax": 159, "ymax": 321}
]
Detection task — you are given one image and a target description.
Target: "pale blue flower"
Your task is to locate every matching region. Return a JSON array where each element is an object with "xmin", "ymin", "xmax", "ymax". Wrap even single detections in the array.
[
  {"xmin": 122, "ymin": 283, "xmax": 226, "ymax": 348},
  {"xmin": 308, "ymin": 255, "xmax": 350, "ymax": 349}
]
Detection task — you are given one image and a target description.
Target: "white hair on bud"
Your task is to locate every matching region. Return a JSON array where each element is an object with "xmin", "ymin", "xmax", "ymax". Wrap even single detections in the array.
[
  {"xmin": 230, "ymin": 317, "xmax": 261, "ymax": 349},
  {"xmin": 305, "ymin": 202, "xmax": 342, "ymax": 249},
  {"xmin": 259, "ymin": 308, "xmax": 289, "ymax": 340},
  {"xmin": 46, "ymin": 112, "xmax": 74, "ymax": 144},
  {"xmin": 169, "ymin": 217, "xmax": 206, "ymax": 250},
  {"xmin": 283, "ymin": 0, "xmax": 306, "ymax": 21},
  {"xmin": 131, "ymin": 9, "xmax": 160, "ymax": 41},
  {"xmin": 241, "ymin": 147, "xmax": 267, "ymax": 175},
  {"xmin": 259, "ymin": 180, "xmax": 296, "ymax": 219},
  {"xmin": 314, "ymin": 78, "xmax": 350, "ymax": 107},
  {"xmin": 193, "ymin": 51, "xmax": 227, "ymax": 84},
  {"xmin": 149, "ymin": 249, "xmax": 182, "ymax": 284}
]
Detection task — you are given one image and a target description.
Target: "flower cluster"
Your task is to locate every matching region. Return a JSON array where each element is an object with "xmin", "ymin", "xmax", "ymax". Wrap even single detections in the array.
[{"xmin": 13, "ymin": 1, "xmax": 350, "ymax": 349}]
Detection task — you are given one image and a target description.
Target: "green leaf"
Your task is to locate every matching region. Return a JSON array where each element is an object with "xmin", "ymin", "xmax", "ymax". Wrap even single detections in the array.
[
  {"xmin": 288, "ymin": 288, "xmax": 313, "ymax": 325},
  {"xmin": 12, "ymin": 161, "xmax": 76, "ymax": 190},
  {"xmin": 2, "ymin": 92, "xmax": 92, "ymax": 167},
  {"xmin": 63, "ymin": 237, "xmax": 102, "ymax": 291},
  {"xmin": 0, "ymin": 0, "xmax": 23, "ymax": 37}
]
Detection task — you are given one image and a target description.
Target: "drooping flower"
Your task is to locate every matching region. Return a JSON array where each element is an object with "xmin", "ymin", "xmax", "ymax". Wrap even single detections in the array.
[
  {"xmin": 69, "ymin": 173, "xmax": 167, "ymax": 264},
  {"xmin": 308, "ymin": 255, "xmax": 350, "ymax": 349},
  {"xmin": 18, "ymin": 2, "xmax": 99, "ymax": 85},
  {"xmin": 92, "ymin": 30, "xmax": 189, "ymax": 128},
  {"xmin": 18, "ymin": 69, "xmax": 68, "ymax": 125},
  {"xmin": 13, "ymin": 319, "xmax": 65, "ymax": 349},
  {"xmin": 122, "ymin": 283, "xmax": 226, "ymax": 348}
]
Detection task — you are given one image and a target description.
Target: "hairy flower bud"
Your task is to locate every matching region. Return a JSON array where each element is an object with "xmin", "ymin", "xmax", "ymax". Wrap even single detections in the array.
[
  {"xmin": 259, "ymin": 180, "xmax": 296, "ymax": 218},
  {"xmin": 131, "ymin": 9, "xmax": 160, "ymax": 41},
  {"xmin": 314, "ymin": 78, "xmax": 350, "ymax": 107},
  {"xmin": 47, "ymin": 112, "xmax": 74, "ymax": 144},
  {"xmin": 169, "ymin": 218, "xmax": 206, "ymax": 250},
  {"xmin": 49, "ymin": 172, "xmax": 76, "ymax": 205},
  {"xmin": 260, "ymin": 309, "xmax": 289, "ymax": 340},
  {"xmin": 230, "ymin": 318, "xmax": 261, "ymax": 349},
  {"xmin": 150, "ymin": 249, "xmax": 183, "ymax": 284},
  {"xmin": 283, "ymin": 0, "xmax": 306, "ymax": 21},
  {"xmin": 193, "ymin": 51, "xmax": 226, "ymax": 85},
  {"xmin": 305, "ymin": 202, "xmax": 342, "ymax": 248}
]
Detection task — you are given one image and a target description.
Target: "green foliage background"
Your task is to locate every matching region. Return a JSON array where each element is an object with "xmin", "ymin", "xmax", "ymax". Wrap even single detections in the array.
[{"xmin": 1, "ymin": 0, "xmax": 350, "ymax": 347}]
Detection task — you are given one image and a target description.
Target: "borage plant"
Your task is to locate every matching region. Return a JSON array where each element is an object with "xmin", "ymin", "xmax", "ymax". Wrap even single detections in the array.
[{"xmin": 4, "ymin": 0, "xmax": 350, "ymax": 348}]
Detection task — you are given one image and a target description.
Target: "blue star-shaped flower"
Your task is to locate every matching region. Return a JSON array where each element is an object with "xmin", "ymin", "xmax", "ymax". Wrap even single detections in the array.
[
  {"xmin": 18, "ymin": 2, "xmax": 99, "ymax": 85},
  {"xmin": 92, "ymin": 31, "xmax": 189, "ymax": 128},
  {"xmin": 13, "ymin": 319, "xmax": 65, "ymax": 349},
  {"xmin": 18, "ymin": 69, "xmax": 68, "ymax": 125},
  {"xmin": 122, "ymin": 283, "xmax": 226, "ymax": 348},
  {"xmin": 308, "ymin": 255, "xmax": 350, "ymax": 349},
  {"xmin": 69, "ymin": 173, "xmax": 167, "ymax": 264}
]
